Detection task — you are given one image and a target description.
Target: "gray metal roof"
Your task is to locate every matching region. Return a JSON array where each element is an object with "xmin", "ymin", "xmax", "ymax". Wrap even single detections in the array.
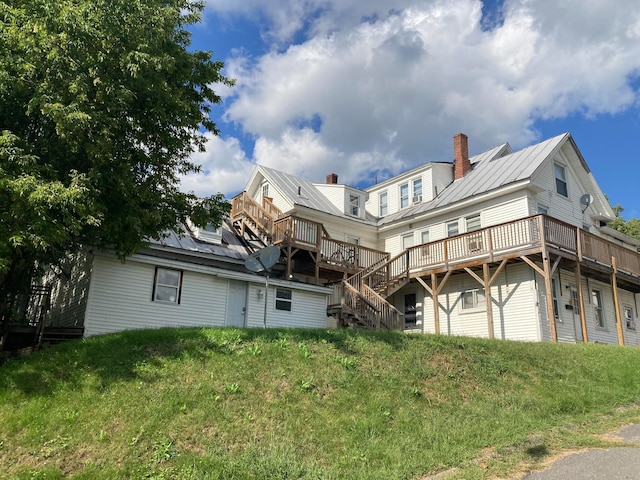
[
  {"xmin": 258, "ymin": 165, "xmax": 345, "ymax": 216},
  {"xmin": 258, "ymin": 164, "xmax": 379, "ymax": 224},
  {"xmin": 378, "ymin": 133, "xmax": 569, "ymax": 225},
  {"xmin": 148, "ymin": 222, "xmax": 248, "ymax": 261}
]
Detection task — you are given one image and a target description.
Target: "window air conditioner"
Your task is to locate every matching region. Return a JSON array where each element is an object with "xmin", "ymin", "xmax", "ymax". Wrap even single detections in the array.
[
  {"xmin": 468, "ymin": 240, "xmax": 482, "ymax": 252},
  {"xmin": 412, "ymin": 194, "xmax": 422, "ymax": 204}
]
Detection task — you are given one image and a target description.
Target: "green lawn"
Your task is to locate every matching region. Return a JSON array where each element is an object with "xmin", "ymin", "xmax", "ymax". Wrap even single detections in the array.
[{"xmin": 1, "ymin": 327, "xmax": 639, "ymax": 479}]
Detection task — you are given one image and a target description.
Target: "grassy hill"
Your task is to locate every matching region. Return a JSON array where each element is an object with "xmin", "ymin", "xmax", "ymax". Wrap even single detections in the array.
[{"xmin": 1, "ymin": 327, "xmax": 639, "ymax": 479}]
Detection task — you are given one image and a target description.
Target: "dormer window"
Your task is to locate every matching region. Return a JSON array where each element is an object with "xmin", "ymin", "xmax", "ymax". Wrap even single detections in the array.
[
  {"xmin": 412, "ymin": 178, "xmax": 422, "ymax": 203},
  {"xmin": 349, "ymin": 195, "xmax": 360, "ymax": 217},
  {"xmin": 400, "ymin": 183, "xmax": 409, "ymax": 209}
]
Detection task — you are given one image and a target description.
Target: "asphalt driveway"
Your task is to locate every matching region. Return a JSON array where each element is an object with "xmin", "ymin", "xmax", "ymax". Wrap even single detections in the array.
[{"xmin": 522, "ymin": 424, "xmax": 640, "ymax": 479}]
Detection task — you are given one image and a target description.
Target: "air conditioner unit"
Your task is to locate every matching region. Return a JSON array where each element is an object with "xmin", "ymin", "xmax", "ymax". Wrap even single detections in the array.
[
  {"xmin": 468, "ymin": 240, "xmax": 482, "ymax": 252},
  {"xmin": 412, "ymin": 194, "xmax": 422, "ymax": 204}
]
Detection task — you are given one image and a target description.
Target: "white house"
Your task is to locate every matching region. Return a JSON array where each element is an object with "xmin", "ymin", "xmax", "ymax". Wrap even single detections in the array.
[
  {"xmin": 46, "ymin": 223, "xmax": 332, "ymax": 338},
  {"xmin": 230, "ymin": 132, "xmax": 640, "ymax": 345}
]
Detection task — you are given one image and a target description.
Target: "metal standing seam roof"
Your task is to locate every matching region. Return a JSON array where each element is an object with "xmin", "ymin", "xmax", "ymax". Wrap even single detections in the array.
[
  {"xmin": 147, "ymin": 222, "xmax": 248, "ymax": 261},
  {"xmin": 377, "ymin": 133, "xmax": 570, "ymax": 225},
  {"xmin": 257, "ymin": 164, "xmax": 379, "ymax": 223}
]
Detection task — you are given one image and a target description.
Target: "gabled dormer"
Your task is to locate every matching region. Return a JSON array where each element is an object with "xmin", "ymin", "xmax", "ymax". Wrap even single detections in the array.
[{"xmin": 314, "ymin": 173, "xmax": 369, "ymax": 219}]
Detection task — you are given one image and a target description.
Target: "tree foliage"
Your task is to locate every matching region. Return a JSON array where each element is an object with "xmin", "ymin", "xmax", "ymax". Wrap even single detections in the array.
[
  {"xmin": 0, "ymin": 0, "xmax": 232, "ymax": 297},
  {"xmin": 609, "ymin": 204, "xmax": 640, "ymax": 244}
]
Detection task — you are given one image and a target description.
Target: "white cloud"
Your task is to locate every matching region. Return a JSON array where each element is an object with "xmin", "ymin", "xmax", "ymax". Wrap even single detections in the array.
[
  {"xmin": 180, "ymin": 134, "xmax": 254, "ymax": 198},
  {"xmin": 202, "ymin": 0, "xmax": 640, "ymax": 189}
]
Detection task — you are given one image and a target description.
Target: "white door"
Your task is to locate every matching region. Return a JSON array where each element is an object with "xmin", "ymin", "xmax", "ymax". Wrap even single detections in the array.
[{"xmin": 226, "ymin": 280, "xmax": 247, "ymax": 327}]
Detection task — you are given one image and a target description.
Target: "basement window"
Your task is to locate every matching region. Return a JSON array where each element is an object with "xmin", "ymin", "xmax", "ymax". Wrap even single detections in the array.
[
  {"xmin": 461, "ymin": 289, "xmax": 485, "ymax": 311},
  {"xmin": 275, "ymin": 288, "xmax": 292, "ymax": 311},
  {"xmin": 153, "ymin": 267, "xmax": 182, "ymax": 304}
]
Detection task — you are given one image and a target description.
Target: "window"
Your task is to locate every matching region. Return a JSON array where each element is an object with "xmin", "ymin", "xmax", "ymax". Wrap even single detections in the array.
[
  {"xmin": 624, "ymin": 306, "xmax": 636, "ymax": 330},
  {"xmin": 404, "ymin": 293, "xmax": 417, "ymax": 327},
  {"xmin": 400, "ymin": 183, "xmax": 409, "ymax": 209},
  {"xmin": 402, "ymin": 234, "xmax": 414, "ymax": 250},
  {"xmin": 349, "ymin": 194, "xmax": 360, "ymax": 217},
  {"xmin": 552, "ymin": 278, "xmax": 559, "ymax": 319},
  {"xmin": 346, "ymin": 236, "xmax": 359, "ymax": 245},
  {"xmin": 592, "ymin": 289, "xmax": 605, "ymax": 328},
  {"xmin": 466, "ymin": 214, "xmax": 481, "ymax": 232},
  {"xmin": 275, "ymin": 288, "xmax": 292, "ymax": 311},
  {"xmin": 554, "ymin": 163, "xmax": 568, "ymax": 197},
  {"xmin": 262, "ymin": 183, "xmax": 269, "ymax": 198},
  {"xmin": 153, "ymin": 267, "xmax": 182, "ymax": 304},
  {"xmin": 447, "ymin": 220, "xmax": 459, "ymax": 237},
  {"xmin": 379, "ymin": 191, "xmax": 388, "ymax": 216},
  {"xmin": 420, "ymin": 230, "xmax": 430, "ymax": 256},
  {"xmin": 461, "ymin": 289, "xmax": 486, "ymax": 310},
  {"xmin": 412, "ymin": 178, "xmax": 422, "ymax": 203},
  {"xmin": 538, "ymin": 205, "xmax": 548, "ymax": 215}
]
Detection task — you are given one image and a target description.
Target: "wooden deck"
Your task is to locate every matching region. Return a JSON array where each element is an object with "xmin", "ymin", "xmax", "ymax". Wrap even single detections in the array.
[{"xmin": 232, "ymin": 192, "xmax": 640, "ymax": 341}]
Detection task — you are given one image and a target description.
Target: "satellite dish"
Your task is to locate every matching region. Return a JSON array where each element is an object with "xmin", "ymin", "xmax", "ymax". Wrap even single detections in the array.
[
  {"xmin": 245, "ymin": 245, "xmax": 280, "ymax": 273},
  {"xmin": 580, "ymin": 194, "xmax": 593, "ymax": 212}
]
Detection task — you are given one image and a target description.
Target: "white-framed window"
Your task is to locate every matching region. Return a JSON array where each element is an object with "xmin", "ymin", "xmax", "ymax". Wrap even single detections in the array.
[
  {"xmin": 400, "ymin": 183, "xmax": 409, "ymax": 209},
  {"xmin": 447, "ymin": 220, "xmax": 459, "ymax": 237},
  {"xmin": 554, "ymin": 163, "xmax": 568, "ymax": 197},
  {"xmin": 412, "ymin": 178, "xmax": 422, "ymax": 203},
  {"xmin": 349, "ymin": 194, "xmax": 360, "ymax": 217},
  {"xmin": 538, "ymin": 205, "xmax": 548, "ymax": 215},
  {"xmin": 262, "ymin": 183, "xmax": 269, "ymax": 199},
  {"xmin": 153, "ymin": 267, "xmax": 182, "ymax": 304},
  {"xmin": 379, "ymin": 191, "xmax": 388, "ymax": 216},
  {"xmin": 466, "ymin": 214, "xmax": 481, "ymax": 232},
  {"xmin": 624, "ymin": 306, "xmax": 636, "ymax": 330},
  {"xmin": 275, "ymin": 288, "xmax": 292, "ymax": 311},
  {"xmin": 402, "ymin": 233, "xmax": 414, "ymax": 250},
  {"xmin": 461, "ymin": 289, "xmax": 486, "ymax": 311},
  {"xmin": 552, "ymin": 278, "xmax": 560, "ymax": 320},
  {"xmin": 346, "ymin": 235, "xmax": 360, "ymax": 245},
  {"xmin": 592, "ymin": 289, "xmax": 605, "ymax": 329},
  {"xmin": 420, "ymin": 230, "xmax": 430, "ymax": 256}
]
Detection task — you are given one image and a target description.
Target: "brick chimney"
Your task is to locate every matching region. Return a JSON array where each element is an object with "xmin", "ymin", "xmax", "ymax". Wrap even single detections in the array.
[
  {"xmin": 453, "ymin": 133, "xmax": 470, "ymax": 180},
  {"xmin": 326, "ymin": 173, "xmax": 338, "ymax": 184}
]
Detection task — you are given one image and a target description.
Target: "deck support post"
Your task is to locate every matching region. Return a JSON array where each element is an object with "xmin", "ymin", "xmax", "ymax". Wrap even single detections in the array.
[
  {"xmin": 483, "ymin": 263, "xmax": 494, "ymax": 339},
  {"xmin": 574, "ymin": 264, "xmax": 588, "ymax": 343},
  {"xmin": 431, "ymin": 273, "xmax": 440, "ymax": 335},
  {"xmin": 611, "ymin": 257, "xmax": 625, "ymax": 346},
  {"xmin": 542, "ymin": 253, "xmax": 558, "ymax": 343}
]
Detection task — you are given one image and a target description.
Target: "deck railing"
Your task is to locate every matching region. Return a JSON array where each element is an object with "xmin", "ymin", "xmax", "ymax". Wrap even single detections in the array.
[
  {"xmin": 262, "ymin": 197, "xmax": 283, "ymax": 219},
  {"xmin": 365, "ymin": 215, "xmax": 640, "ymax": 293},
  {"xmin": 231, "ymin": 192, "xmax": 275, "ymax": 238}
]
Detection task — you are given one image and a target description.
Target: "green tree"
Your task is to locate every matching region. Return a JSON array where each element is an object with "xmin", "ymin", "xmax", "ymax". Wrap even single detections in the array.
[
  {"xmin": 0, "ymin": 0, "xmax": 232, "ymax": 321},
  {"xmin": 609, "ymin": 204, "xmax": 640, "ymax": 246}
]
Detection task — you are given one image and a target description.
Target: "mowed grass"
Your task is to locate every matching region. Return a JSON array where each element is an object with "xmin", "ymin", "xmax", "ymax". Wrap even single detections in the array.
[{"xmin": 1, "ymin": 328, "xmax": 640, "ymax": 479}]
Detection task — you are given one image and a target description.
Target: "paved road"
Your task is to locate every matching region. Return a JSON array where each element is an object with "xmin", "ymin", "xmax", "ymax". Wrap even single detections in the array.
[{"xmin": 522, "ymin": 424, "xmax": 640, "ymax": 479}]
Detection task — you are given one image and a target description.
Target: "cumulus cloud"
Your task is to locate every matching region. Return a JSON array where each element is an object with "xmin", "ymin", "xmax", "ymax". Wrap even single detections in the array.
[
  {"xmin": 200, "ymin": 0, "xmax": 640, "ymax": 193},
  {"xmin": 180, "ymin": 134, "xmax": 254, "ymax": 198}
]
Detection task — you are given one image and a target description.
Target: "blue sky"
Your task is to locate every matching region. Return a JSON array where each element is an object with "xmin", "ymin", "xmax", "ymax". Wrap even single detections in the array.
[{"xmin": 182, "ymin": 0, "xmax": 640, "ymax": 220}]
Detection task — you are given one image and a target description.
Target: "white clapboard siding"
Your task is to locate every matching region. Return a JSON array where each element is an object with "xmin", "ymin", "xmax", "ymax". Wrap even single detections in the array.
[
  {"xmin": 84, "ymin": 256, "xmax": 228, "ymax": 337},
  {"xmin": 46, "ymin": 251, "xmax": 93, "ymax": 328},
  {"xmin": 582, "ymin": 277, "xmax": 621, "ymax": 344},
  {"xmin": 244, "ymin": 284, "xmax": 328, "ymax": 329},
  {"xmin": 418, "ymin": 264, "xmax": 539, "ymax": 341},
  {"xmin": 531, "ymin": 153, "xmax": 585, "ymax": 227}
]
